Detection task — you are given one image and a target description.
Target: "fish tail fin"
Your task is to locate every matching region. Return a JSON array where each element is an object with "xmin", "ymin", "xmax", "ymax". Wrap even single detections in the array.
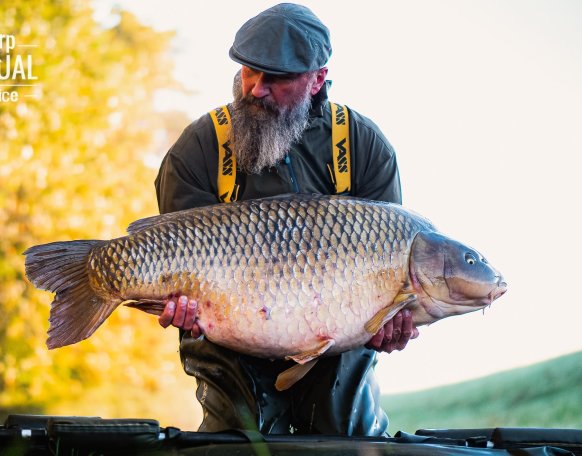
[{"xmin": 24, "ymin": 240, "xmax": 120, "ymax": 349}]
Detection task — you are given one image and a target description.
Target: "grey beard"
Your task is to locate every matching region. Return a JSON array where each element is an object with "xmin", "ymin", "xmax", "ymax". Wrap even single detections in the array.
[{"xmin": 230, "ymin": 71, "xmax": 312, "ymax": 174}]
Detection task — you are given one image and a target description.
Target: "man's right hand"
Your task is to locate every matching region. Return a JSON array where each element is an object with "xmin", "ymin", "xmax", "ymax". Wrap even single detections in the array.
[{"xmin": 159, "ymin": 295, "xmax": 202, "ymax": 338}]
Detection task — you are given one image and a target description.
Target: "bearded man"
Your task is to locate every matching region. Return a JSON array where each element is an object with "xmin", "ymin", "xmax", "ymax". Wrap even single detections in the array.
[{"xmin": 155, "ymin": 3, "xmax": 418, "ymax": 436}]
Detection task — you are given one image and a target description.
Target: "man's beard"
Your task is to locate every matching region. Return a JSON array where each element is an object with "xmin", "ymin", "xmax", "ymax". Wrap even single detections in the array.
[{"xmin": 230, "ymin": 71, "xmax": 312, "ymax": 174}]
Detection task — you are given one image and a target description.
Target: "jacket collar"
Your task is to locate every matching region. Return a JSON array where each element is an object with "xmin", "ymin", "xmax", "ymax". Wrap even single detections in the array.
[{"xmin": 309, "ymin": 80, "xmax": 331, "ymax": 118}]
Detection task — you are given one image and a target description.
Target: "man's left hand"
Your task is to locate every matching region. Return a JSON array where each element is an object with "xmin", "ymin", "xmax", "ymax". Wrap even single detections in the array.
[{"xmin": 365, "ymin": 309, "xmax": 419, "ymax": 353}]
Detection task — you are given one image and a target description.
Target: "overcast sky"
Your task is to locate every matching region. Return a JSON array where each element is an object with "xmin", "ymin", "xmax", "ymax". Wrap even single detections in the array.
[{"xmin": 96, "ymin": 0, "xmax": 582, "ymax": 393}]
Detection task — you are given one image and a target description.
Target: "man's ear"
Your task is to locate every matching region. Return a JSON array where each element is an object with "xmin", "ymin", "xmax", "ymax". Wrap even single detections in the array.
[{"xmin": 310, "ymin": 67, "xmax": 328, "ymax": 95}]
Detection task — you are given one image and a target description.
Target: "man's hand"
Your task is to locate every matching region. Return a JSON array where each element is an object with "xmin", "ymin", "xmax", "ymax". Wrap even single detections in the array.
[
  {"xmin": 158, "ymin": 295, "xmax": 202, "ymax": 338},
  {"xmin": 365, "ymin": 309, "xmax": 419, "ymax": 353}
]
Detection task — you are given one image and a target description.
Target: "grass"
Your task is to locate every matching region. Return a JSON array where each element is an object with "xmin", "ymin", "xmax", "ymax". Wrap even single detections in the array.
[{"xmin": 381, "ymin": 351, "xmax": 582, "ymax": 434}]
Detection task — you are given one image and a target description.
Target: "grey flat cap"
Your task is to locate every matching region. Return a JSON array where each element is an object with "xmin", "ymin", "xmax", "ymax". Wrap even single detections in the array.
[{"xmin": 229, "ymin": 3, "xmax": 332, "ymax": 74}]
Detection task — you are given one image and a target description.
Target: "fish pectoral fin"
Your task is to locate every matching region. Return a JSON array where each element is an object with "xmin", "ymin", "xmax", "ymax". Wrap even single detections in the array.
[
  {"xmin": 286, "ymin": 338, "xmax": 335, "ymax": 364},
  {"xmin": 123, "ymin": 299, "xmax": 166, "ymax": 316},
  {"xmin": 275, "ymin": 359, "xmax": 318, "ymax": 391},
  {"xmin": 394, "ymin": 292, "xmax": 417, "ymax": 306},
  {"xmin": 364, "ymin": 293, "xmax": 417, "ymax": 334}
]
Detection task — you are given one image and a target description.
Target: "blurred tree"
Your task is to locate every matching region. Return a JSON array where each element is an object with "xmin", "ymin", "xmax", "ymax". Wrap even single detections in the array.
[{"xmin": 0, "ymin": 0, "xmax": 201, "ymax": 427}]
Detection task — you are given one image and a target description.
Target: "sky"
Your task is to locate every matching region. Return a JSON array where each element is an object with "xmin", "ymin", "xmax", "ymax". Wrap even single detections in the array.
[{"xmin": 95, "ymin": 0, "xmax": 582, "ymax": 393}]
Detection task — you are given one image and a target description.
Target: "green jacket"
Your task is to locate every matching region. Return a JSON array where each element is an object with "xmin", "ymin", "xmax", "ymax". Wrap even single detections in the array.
[{"xmin": 154, "ymin": 83, "xmax": 402, "ymax": 436}]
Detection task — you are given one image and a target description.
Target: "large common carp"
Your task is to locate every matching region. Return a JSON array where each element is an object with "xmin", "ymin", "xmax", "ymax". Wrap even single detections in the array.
[{"xmin": 24, "ymin": 194, "xmax": 507, "ymax": 390}]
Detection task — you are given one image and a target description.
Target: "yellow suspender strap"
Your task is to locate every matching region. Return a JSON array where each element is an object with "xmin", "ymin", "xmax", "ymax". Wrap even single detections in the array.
[
  {"xmin": 209, "ymin": 105, "xmax": 238, "ymax": 203},
  {"xmin": 330, "ymin": 102, "xmax": 351, "ymax": 193},
  {"xmin": 211, "ymin": 102, "xmax": 351, "ymax": 199}
]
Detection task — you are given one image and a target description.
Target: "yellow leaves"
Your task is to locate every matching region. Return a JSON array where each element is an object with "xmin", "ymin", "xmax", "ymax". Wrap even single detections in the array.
[
  {"xmin": 0, "ymin": 0, "xmax": 198, "ymax": 426},
  {"xmin": 1, "ymin": 357, "xmax": 19, "ymax": 394},
  {"xmin": 0, "ymin": 112, "xmax": 18, "ymax": 140}
]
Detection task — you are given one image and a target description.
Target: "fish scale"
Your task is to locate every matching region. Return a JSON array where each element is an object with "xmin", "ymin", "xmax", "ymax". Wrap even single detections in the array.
[{"xmin": 24, "ymin": 194, "xmax": 507, "ymax": 390}]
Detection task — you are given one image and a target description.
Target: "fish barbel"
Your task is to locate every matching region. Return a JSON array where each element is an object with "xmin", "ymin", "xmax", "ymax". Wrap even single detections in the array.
[{"xmin": 24, "ymin": 194, "xmax": 507, "ymax": 389}]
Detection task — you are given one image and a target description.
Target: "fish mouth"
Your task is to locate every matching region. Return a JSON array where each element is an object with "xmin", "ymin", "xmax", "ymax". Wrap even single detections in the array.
[{"xmin": 488, "ymin": 278, "xmax": 508, "ymax": 303}]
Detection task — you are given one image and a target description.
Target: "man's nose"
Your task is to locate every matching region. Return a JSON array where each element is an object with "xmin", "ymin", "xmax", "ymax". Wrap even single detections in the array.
[{"xmin": 251, "ymin": 73, "xmax": 271, "ymax": 98}]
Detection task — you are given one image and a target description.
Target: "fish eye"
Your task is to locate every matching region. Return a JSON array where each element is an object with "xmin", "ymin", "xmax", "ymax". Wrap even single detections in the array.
[{"xmin": 465, "ymin": 253, "xmax": 477, "ymax": 265}]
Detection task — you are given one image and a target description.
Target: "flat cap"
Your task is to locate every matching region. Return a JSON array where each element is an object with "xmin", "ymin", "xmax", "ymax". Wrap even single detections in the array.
[{"xmin": 229, "ymin": 3, "xmax": 332, "ymax": 75}]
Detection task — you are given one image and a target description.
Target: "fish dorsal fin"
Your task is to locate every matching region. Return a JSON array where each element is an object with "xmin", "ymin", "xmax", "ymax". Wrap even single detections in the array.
[
  {"xmin": 126, "ymin": 210, "xmax": 193, "ymax": 234},
  {"xmin": 275, "ymin": 359, "xmax": 318, "ymax": 391},
  {"xmin": 126, "ymin": 213, "xmax": 167, "ymax": 234},
  {"xmin": 286, "ymin": 338, "xmax": 335, "ymax": 364},
  {"xmin": 364, "ymin": 293, "xmax": 417, "ymax": 334},
  {"xmin": 126, "ymin": 194, "xmax": 374, "ymax": 235},
  {"xmin": 126, "ymin": 195, "xmax": 320, "ymax": 235},
  {"xmin": 126, "ymin": 204, "xmax": 214, "ymax": 234}
]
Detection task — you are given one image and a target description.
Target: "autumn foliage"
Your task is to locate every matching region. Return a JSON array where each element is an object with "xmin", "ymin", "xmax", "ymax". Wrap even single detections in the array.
[{"xmin": 0, "ymin": 0, "xmax": 201, "ymax": 428}]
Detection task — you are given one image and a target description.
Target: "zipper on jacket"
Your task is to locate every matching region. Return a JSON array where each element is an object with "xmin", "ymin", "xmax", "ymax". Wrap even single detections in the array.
[{"xmin": 285, "ymin": 155, "xmax": 300, "ymax": 193}]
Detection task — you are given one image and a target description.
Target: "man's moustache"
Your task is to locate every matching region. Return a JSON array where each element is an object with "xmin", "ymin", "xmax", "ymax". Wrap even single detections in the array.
[{"xmin": 241, "ymin": 95, "xmax": 280, "ymax": 115}]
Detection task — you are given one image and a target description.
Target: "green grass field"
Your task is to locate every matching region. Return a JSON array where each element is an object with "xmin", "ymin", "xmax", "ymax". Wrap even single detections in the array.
[{"xmin": 381, "ymin": 351, "xmax": 582, "ymax": 435}]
